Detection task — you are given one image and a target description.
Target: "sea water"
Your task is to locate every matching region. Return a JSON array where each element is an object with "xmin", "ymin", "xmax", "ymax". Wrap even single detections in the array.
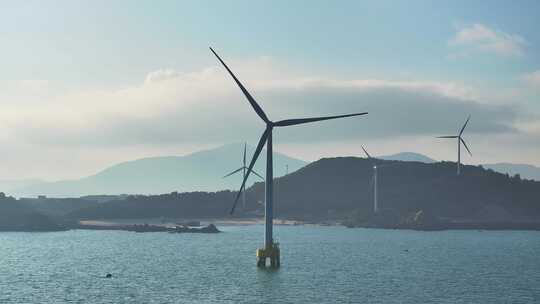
[{"xmin": 1, "ymin": 226, "xmax": 539, "ymax": 303}]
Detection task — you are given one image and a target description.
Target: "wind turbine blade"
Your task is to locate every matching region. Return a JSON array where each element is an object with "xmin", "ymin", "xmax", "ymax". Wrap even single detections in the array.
[
  {"xmin": 459, "ymin": 115, "xmax": 471, "ymax": 136},
  {"xmin": 361, "ymin": 145, "xmax": 372, "ymax": 159},
  {"xmin": 273, "ymin": 112, "xmax": 368, "ymax": 127},
  {"xmin": 230, "ymin": 128, "xmax": 269, "ymax": 214},
  {"xmin": 223, "ymin": 167, "xmax": 244, "ymax": 178},
  {"xmin": 250, "ymin": 169, "xmax": 265, "ymax": 180},
  {"xmin": 209, "ymin": 47, "xmax": 270, "ymax": 123},
  {"xmin": 460, "ymin": 137, "xmax": 472, "ymax": 156},
  {"xmin": 243, "ymin": 142, "xmax": 247, "ymax": 167},
  {"xmin": 436, "ymin": 136, "xmax": 458, "ymax": 138}
]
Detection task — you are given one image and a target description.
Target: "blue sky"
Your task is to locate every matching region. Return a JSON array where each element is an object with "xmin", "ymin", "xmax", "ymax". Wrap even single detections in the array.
[
  {"xmin": 2, "ymin": 1, "xmax": 539, "ymax": 87},
  {"xmin": 0, "ymin": 1, "xmax": 539, "ymax": 179}
]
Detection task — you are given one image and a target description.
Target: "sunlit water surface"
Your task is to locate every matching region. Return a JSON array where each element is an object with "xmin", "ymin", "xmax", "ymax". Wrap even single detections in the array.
[{"xmin": 1, "ymin": 226, "xmax": 539, "ymax": 303}]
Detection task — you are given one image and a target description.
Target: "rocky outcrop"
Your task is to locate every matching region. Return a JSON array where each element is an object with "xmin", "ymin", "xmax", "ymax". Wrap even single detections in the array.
[{"xmin": 169, "ymin": 223, "xmax": 220, "ymax": 233}]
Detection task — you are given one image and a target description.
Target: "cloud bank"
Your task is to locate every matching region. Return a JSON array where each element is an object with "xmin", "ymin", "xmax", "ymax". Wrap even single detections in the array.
[
  {"xmin": 0, "ymin": 57, "xmax": 537, "ymax": 179},
  {"xmin": 0, "ymin": 59, "xmax": 524, "ymax": 147}
]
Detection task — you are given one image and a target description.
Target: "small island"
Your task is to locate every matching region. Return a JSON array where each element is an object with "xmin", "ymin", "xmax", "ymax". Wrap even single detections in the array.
[{"xmin": 77, "ymin": 222, "xmax": 221, "ymax": 233}]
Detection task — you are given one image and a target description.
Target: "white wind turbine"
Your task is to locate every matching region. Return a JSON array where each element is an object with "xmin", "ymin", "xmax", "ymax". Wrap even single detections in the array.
[
  {"xmin": 436, "ymin": 115, "xmax": 472, "ymax": 175},
  {"xmin": 223, "ymin": 142, "xmax": 264, "ymax": 210},
  {"xmin": 362, "ymin": 146, "xmax": 379, "ymax": 214},
  {"xmin": 362, "ymin": 146, "xmax": 400, "ymax": 214}
]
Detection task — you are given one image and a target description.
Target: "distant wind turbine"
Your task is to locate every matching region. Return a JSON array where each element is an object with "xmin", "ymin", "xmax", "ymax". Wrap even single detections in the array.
[
  {"xmin": 223, "ymin": 142, "xmax": 264, "ymax": 210},
  {"xmin": 362, "ymin": 145, "xmax": 397, "ymax": 214},
  {"xmin": 363, "ymin": 145, "xmax": 387, "ymax": 214},
  {"xmin": 362, "ymin": 146, "xmax": 378, "ymax": 213},
  {"xmin": 211, "ymin": 47, "xmax": 367, "ymax": 268},
  {"xmin": 437, "ymin": 115, "xmax": 472, "ymax": 175}
]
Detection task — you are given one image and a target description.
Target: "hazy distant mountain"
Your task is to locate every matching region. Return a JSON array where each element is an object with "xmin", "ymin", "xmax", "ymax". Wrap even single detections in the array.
[
  {"xmin": 379, "ymin": 152, "xmax": 436, "ymax": 163},
  {"xmin": 13, "ymin": 143, "xmax": 308, "ymax": 197},
  {"xmin": 482, "ymin": 163, "xmax": 540, "ymax": 181},
  {"xmin": 11, "ymin": 145, "xmax": 539, "ymax": 198},
  {"xmin": 0, "ymin": 179, "xmax": 45, "ymax": 193}
]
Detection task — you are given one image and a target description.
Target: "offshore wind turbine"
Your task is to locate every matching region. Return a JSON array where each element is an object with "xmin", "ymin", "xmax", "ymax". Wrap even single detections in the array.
[
  {"xmin": 210, "ymin": 47, "xmax": 367, "ymax": 268},
  {"xmin": 223, "ymin": 142, "xmax": 264, "ymax": 210},
  {"xmin": 437, "ymin": 115, "xmax": 472, "ymax": 175}
]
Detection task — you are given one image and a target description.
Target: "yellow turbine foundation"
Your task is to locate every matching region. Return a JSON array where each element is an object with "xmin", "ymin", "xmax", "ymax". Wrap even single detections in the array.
[{"xmin": 256, "ymin": 243, "xmax": 280, "ymax": 268}]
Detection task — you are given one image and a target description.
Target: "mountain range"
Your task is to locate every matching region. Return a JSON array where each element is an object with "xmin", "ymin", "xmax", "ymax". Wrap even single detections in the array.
[
  {"xmin": 5, "ymin": 146, "xmax": 539, "ymax": 198},
  {"xmin": 10, "ymin": 143, "xmax": 307, "ymax": 197},
  {"xmin": 3, "ymin": 153, "xmax": 539, "ymax": 231},
  {"xmin": 0, "ymin": 179, "xmax": 44, "ymax": 194},
  {"xmin": 481, "ymin": 163, "xmax": 540, "ymax": 181}
]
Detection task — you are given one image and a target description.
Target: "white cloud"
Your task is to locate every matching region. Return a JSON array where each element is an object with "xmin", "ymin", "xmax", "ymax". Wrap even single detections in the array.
[
  {"xmin": 144, "ymin": 69, "xmax": 183, "ymax": 84},
  {"xmin": 449, "ymin": 23, "xmax": 525, "ymax": 57},
  {"xmin": 522, "ymin": 70, "xmax": 540, "ymax": 88},
  {"xmin": 313, "ymin": 79, "xmax": 477, "ymax": 100}
]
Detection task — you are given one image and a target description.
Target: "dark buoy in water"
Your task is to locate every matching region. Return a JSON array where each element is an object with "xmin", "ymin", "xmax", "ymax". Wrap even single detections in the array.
[{"xmin": 105, "ymin": 273, "xmax": 112, "ymax": 278}]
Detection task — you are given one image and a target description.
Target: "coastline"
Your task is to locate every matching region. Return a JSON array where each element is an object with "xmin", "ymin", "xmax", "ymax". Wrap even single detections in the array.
[
  {"xmin": 78, "ymin": 217, "xmax": 540, "ymax": 232},
  {"xmin": 345, "ymin": 220, "xmax": 540, "ymax": 231},
  {"xmin": 3, "ymin": 217, "xmax": 540, "ymax": 233}
]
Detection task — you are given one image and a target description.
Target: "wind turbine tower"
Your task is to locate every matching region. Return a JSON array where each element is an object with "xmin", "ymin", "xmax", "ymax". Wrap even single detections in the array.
[
  {"xmin": 436, "ymin": 115, "xmax": 472, "ymax": 175},
  {"xmin": 362, "ymin": 146, "xmax": 378, "ymax": 213},
  {"xmin": 211, "ymin": 47, "xmax": 367, "ymax": 268},
  {"xmin": 223, "ymin": 143, "xmax": 264, "ymax": 210}
]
